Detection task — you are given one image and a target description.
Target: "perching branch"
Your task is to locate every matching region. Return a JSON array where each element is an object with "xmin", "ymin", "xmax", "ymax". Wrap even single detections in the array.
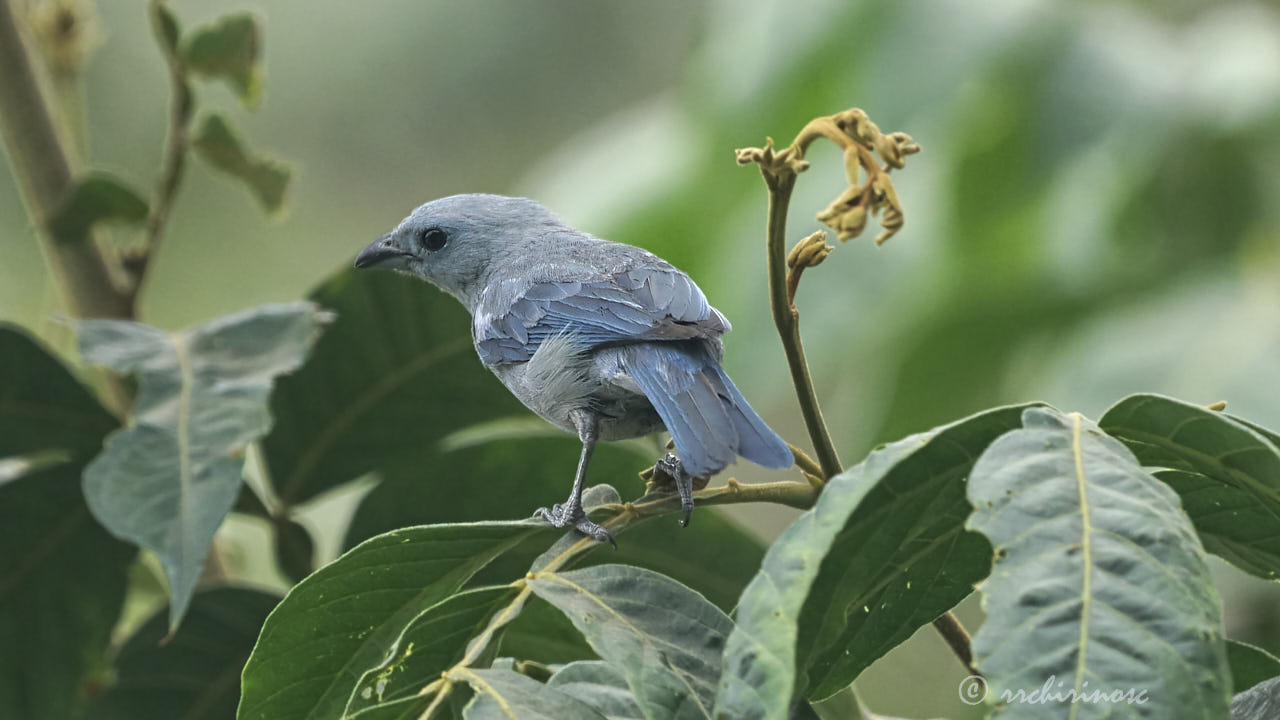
[
  {"xmin": 415, "ymin": 477, "xmax": 823, "ymax": 718},
  {"xmin": 0, "ymin": 0, "xmax": 132, "ymax": 320}
]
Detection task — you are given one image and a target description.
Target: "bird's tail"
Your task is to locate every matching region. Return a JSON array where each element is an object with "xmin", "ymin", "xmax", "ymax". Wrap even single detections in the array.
[{"xmin": 619, "ymin": 342, "xmax": 793, "ymax": 476}]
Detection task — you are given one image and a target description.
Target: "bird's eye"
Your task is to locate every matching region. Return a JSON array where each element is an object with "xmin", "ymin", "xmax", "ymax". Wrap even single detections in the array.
[{"xmin": 418, "ymin": 228, "xmax": 448, "ymax": 252}]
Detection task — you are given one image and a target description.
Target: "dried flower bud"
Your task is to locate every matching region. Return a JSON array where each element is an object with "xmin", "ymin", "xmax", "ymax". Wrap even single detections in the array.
[{"xmin": 787, "ymin": 231, "xmax": 832, "ymax": 269}]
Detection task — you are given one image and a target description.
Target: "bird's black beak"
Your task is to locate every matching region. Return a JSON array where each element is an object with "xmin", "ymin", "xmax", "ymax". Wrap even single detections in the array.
[{"xmin": 354, "ymin": 233, "xmax": 407, "ymax": 269}]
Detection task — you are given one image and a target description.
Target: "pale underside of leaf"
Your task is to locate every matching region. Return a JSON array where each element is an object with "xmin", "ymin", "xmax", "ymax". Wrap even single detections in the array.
[
  {"xmin": 529, "ymin": 564, "xmax": 732, "ymax": 720},
  {"xmin": 79, "ymin": 303, "xmax": 327, "ymax": 630},
  {"xmin": 968, "ymin": 407, "xmax": 1230, "ymax": 719}
]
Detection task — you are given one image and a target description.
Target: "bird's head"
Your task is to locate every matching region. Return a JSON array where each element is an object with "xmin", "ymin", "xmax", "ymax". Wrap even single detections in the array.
[{"xmin": 354, "ymin": 194, "xmax": 566, "ymax": 306}]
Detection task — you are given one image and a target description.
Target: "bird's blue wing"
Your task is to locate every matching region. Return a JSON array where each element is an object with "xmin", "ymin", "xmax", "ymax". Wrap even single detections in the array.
[{"xmin": 475, "ymin": 266, "xmax": 729, "ymax": 365}]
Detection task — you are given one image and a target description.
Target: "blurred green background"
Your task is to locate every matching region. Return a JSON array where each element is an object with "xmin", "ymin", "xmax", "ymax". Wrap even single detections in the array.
[{"xmin": 3, "ymin": 0, "xmax": 1280, "ymax": 716}]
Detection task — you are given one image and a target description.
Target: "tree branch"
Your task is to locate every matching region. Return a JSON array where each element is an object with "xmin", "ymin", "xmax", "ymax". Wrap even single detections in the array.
[
  {"xmin": 415, "ymin": 477, "xmax": 823, "ymax": 718},
  {"xmin": 0, "ymin": 0, "xmax": 131, "ymax": 320}
]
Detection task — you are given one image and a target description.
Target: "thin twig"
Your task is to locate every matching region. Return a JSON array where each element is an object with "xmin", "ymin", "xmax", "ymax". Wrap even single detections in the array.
[
  {"xmin": 762, "ymin": 175, "xmax": 844, "ymax": 479},
  {"xmin": 128, "ymin": 0, "xmax": 192, "ymax": 298},
  {"xmin": 933, "ymin": 611, "xmax": 979, "ymax": 676},
  {"xmin": 787, "ymin": 442, "xmax": 825, "ymax": 480}
]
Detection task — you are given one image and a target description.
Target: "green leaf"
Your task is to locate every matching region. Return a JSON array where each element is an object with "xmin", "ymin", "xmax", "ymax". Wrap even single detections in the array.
[
  {"xmin": 1232, "ymin": 676, "xmax": 1280, "ymax": 720},
  {"xmin": 0, "ymin": 324, "xmax": 117, "ymax": 460},
  {"xmin": 1099, "ymin": 393, "xmax": 1280, "ymax": 580},
  {"xmin": 797, "ymin": 405, "xmax": 1034, "ymax": 700},
  {"xmin": 528, "ymin": 564, "xmax": 732, "ymax": 720},
  {"xmin": 345, "ymin": 696, "xmax": 432, "ymax": 720},
  {"xmin": 0, "ymin": 463, "xmax": 135, "ymax": 720},
  {"xmin": 79, "ymin": 302, "xmax": 328, "ymax": 630},
  {"xmin": 807, "ymin": 686, "xmax": 912, "ymax": 720},
  {"xmin": 496, "ymin": 595, "xmax": 597, "ymax": 666},
  {"xmin": 968, "ymin": 407, "xmax": 1230, "ymax": 717},
  {"xmin": 262, "ymin": 268, "xmax": 524, "ymax": 508},
  {"xmin": 181, "ymin": 13, "xmax": 262, "ymax": 107},
  {"xmin": 345, "ymin": 586, "xmax": 517, "ymax": 716},
  {"xmin": 90, "ymin": 587, "xmax": 279, "ymax": 720},
  {"xmin": 237, "ymin": 522, "xmax": 559, "ymax": 720},
  {"xmin": 1228, "ymin": 640, "xmax": 1280, "ymax": 695},
  {"xmin": 0, "ymin": 326, "xmax": 129, "ymax": 719},
  {"xmin": 47, "ymin": 171, "xmax": 148, "ymax": 244},
  {"xmin": 547, "ymin": 662, "xmax": 643, "ymax": 720},
  {"xmin": 192, "ymin": 113, "xmax": 289, "ymax": 213},
  {"xmin": 716, "ymin": 404, "xmax": 1032, "ymax": 718},
  {"xmin": 456, "ymin": 668, "xmax": 607, "ymax": 720}
]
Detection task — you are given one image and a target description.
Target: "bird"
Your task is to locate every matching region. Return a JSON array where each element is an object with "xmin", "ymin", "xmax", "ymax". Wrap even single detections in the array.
[{"xmin": 354, "ymin": 194, "xmax": 793, "ymax": 543}]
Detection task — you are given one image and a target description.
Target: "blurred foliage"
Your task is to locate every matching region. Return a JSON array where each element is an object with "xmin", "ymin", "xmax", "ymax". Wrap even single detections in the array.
[{"xmin": 3, "ymin": 0, "xmax": 1280, "ymax": 717}]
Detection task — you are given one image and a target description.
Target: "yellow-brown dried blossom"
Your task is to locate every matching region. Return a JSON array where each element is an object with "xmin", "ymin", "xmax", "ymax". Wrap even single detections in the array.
[{"xmin": 737, "ymin": 107, "xmax": 919, "ymax": 245}]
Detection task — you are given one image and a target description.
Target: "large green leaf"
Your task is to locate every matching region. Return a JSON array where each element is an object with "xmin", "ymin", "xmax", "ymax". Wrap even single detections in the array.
[
  {"xmin": 1228, "ymin": 640, "xmax": 1280, "ymax": 695},
  {"xmin": 0, "ymin": 464, "xmax": 135, "ymax": 720},
  {"xmin": 1099, "ymin": 394, "xmax": 1280, "ymax": 580},
  {"xmin": 528, "ymin": 564, "xmax": 733, "ymax": 720},
  {"xmin": 716, "ymin": 405, "xmax": 1031, "ymax": 719},
  {"xmin": 456, "ymin": 668, "xmax": 607, "ymax": 720},
  {"xmin": 345, "ymin": 586, "xmax": 517, "ymax": 716},
  {"xmin": 0, "ymin": 324, "xmax": 117, "ymax": 459},
  {"xmin": 796, "ymin": 405, "xmax": 1033, "ymax": 699},
  {"xmin": 1232, "ymin": 676, "xmax": 1280, "ymax": 720},
  {"xmin": 345, "ymin": 696, "xmax": 433, "ymax": 720},
  {"xmin": 80, "ymin": 302, "xmax": 327, "ymax": 630},
  {"xmin": 0, "ymin": 327, "xmax": 130, "ymax": 720},
  {"xmin": 547, "ymin": 661, "xmax": 643, "ymax": 720},
  {"xmin": 968, "ymin": 406, "xmax": 1230, "ymax": 717},
  {"xmin": 237, "ymin": 522, "xmax": 559, "ymax": 720},
  {"xmin": 262, "ymin": 269, "xmax": 523, "ymax": 508},
  {"xmin": 90, "ymin": 587, "xmax": 279, "ymax": 720}
]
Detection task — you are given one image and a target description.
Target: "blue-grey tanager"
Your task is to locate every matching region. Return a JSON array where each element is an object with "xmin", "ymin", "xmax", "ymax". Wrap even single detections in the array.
[{"xmin": 355, "ymin": 194, "xmax": 792, "ymax": 543}]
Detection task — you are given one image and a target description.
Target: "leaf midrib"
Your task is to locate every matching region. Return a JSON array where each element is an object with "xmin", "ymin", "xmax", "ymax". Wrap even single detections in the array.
[
  {"xmin": 1068, "ymin": 412, "xmax": 1093, "ymax": 720},
  {"xmin": 174, "ymin": 332, "xmax": 194, "ymax": 630},
  {"xmin": 1108, "ymin": 426, "xmax": 1280, "ymax": 525}
]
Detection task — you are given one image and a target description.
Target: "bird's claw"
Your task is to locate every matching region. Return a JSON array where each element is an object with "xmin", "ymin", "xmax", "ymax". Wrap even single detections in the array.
[
  {"xmin": 533, "ymin": 503, "xmax": 615, "ymax": 547},
  {"xmin": 654, "ymin": 453, "xmax": 695, "ymax": 527}
]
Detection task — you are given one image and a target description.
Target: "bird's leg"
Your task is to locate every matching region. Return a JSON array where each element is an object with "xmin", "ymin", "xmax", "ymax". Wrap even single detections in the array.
[
  {"xmin": 533, "ymin": 408, "xmax": 615, "ymax": 546},
  {"xmin": 654, "ymin": 453, "xmax": 695, "ymax": 527}
]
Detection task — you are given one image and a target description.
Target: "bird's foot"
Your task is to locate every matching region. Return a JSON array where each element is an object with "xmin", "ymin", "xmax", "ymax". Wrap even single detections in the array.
[
  {"xmin": 653, "ymin": 453, "xmax": 697, "ymax": 527},
  {"xmin": 533, "ymin": 503, "xmax": 616, "ymax": 547}
]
